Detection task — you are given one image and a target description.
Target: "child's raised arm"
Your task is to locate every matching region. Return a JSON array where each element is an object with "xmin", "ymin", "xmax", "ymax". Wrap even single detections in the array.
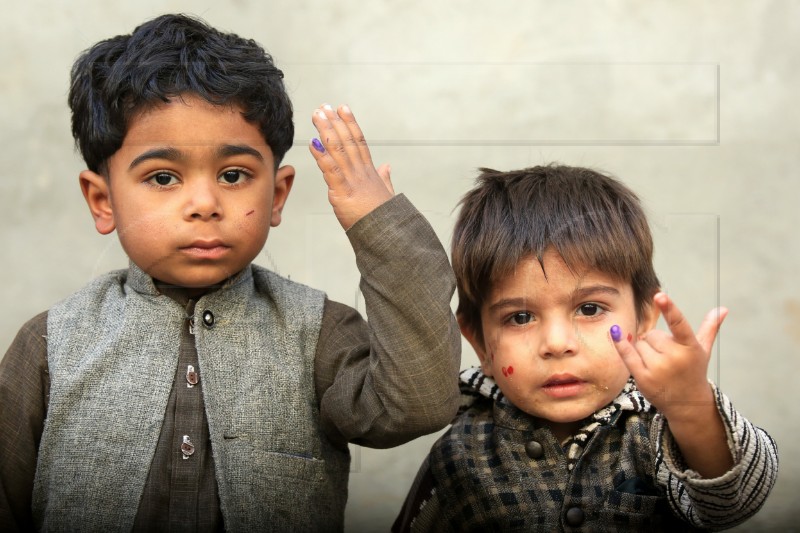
[
  {"xmin": 612, "ymin": 292, "xmax": 732, "ymax": 478},
  {"xmin": 304, "ymin": 104, "xmax": 461, "ymax": 448}
]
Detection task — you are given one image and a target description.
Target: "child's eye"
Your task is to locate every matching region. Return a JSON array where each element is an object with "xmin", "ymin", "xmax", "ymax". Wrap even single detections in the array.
[
  {"xmin": 148, "ymin": 172, "xmax": 178, "ymax": 186},
  {"xmin": 508, "ymin": 312, "xmax": 533, "ymax": 326},
  {"xmin": 576, "ymin": 303, "xmax": 603, "ymax": 317},
  {"xmin": 219, "ymin": 169, "xmax": 250, "ymax": 185}
]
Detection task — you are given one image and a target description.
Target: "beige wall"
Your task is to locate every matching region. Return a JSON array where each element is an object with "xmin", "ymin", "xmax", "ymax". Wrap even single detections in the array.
[{"xmin": 1, "ymin": 1, "xmax": 796, "ymax": 530}]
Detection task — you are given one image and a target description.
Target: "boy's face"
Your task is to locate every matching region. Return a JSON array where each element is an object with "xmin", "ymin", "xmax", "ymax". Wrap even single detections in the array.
[
  {"xmin": 80, "ymin": 95, "xmax": 293, "ymax": 292},
  {"xmin": 464, "ymin": 248, "xmax": 657, "ymax": 439}
]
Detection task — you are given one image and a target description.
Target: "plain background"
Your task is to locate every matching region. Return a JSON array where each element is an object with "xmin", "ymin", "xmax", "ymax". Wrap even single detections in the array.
[{"xmin": 1, "ymin": 1, "xmax": 796, "ymax": 530}]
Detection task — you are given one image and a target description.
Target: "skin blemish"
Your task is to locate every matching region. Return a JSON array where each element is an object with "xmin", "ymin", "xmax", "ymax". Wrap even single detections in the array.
[
  {"xmin": 627, "ymin": 333, "xmax": 633, "ymax": 342},
  {"xmin": 502, "ymin": 366, "xmax": 514, "ymax": 378},
  {"xmin": 245, "ymin": 210, "xmax": 255, "ymax": 216}
]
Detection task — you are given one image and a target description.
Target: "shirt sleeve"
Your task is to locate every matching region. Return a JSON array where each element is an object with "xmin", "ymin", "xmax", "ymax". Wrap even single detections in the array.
[
  {"xmin": 0, "ymin": 312, "xmax": 49, "ymax": 532},
  {"xmin": 654, "ymin": 382, "xmax": 779, "ymax": 530},
  {"xmin": 313, "ymin": 194, "xmax": 461, "ymax": 449}
]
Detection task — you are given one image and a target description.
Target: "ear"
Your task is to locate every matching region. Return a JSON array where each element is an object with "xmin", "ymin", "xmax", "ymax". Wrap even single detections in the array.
[
  {"xmin": 458, "ymin": 314, "xmax": 494, "ymax": 377},
  {"xmin": 270, "ymin": 165, "xmax": 295, "ymax": 227},
  {"xmin": 79, "ymin": 170, "xmax": 116, "ymax": 235},
  {"xmin": 636, "ymin": 296, "xmax": 662, "ymax": 337}
]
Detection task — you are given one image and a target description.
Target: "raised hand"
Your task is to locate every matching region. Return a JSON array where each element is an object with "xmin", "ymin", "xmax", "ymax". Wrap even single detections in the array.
[
  {"xmin": 612, "ymin": 292, "xmax": 733, "ymax": 477},
  {"xmin": 612, "ymin": 292, "xmax": 727, "ymax": 421},
  {"xmin": 308, "ymin": 104, "xmax": 394, "ymax": 230}
]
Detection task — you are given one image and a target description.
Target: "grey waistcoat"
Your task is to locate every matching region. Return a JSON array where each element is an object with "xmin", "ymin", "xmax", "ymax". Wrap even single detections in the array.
[{"xmin": 34, "ymin": 263, "xmax": 350, "ymax": 532}]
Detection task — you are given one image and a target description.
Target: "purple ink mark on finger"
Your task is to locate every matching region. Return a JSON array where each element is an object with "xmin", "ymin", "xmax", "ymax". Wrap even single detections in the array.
[
  {"xmin": 610, "ymin": 325, "xmax": 622, "ymax": 343},
  {"xmin": 311, "ymin": 138, "xmax": 325, "ymax": 153}
]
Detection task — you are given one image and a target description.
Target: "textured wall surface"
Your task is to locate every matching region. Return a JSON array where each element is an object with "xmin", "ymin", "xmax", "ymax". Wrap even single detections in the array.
[{"xmin": 1, "ymin": 1, "xmax": 796, "ymax": 530}]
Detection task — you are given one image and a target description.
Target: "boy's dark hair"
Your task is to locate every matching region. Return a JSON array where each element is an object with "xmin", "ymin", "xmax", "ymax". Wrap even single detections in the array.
[
  {"xmin": 69, "ymin": 13, "xmax": 293, "ymax": 174},
  {"xmin": 452, "ymin": 165, "xmax": 660, "ymax": 342}
]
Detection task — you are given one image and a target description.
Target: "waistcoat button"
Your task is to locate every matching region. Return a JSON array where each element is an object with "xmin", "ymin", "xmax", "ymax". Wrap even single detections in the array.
[
  {"xmin": 181, "ymin": 435, "xmax": 195, "ymax": 459},
  {"xmin": 525, "ymin": 440, "xmax": 544, "ymax": 459},
  {"xmin": 565, "ymin": 506, "xmax": 584, "ymax": 526},
  {"xmin": 186, "ymin": 365, "xmax": 199, "ymax": 387},
  {"xmin": 202, "ymin": 310, "xmax": 215, "ymax": 327}
]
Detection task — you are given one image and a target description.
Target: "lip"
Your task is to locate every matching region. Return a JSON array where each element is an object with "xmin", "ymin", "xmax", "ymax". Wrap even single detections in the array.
[
  {"xmin": 180, "ymin": 240, "xmax": 231, "ymax": 260},
  {"xmin": 541, "ymin": 373, "xmax": 586, "ymax": 398}
]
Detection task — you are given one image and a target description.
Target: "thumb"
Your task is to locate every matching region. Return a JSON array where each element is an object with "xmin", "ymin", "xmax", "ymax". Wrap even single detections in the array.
[
  {"xmin": 376, "ymin": 163, "xmax": 395, "ymax": 195},
  {"xmin": 696, "ymin": 307, "xmax": 728, "ymax": 355}
]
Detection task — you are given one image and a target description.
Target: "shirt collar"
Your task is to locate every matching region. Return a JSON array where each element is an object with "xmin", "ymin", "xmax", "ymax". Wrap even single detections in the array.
[{"xmin": 458, "ymin": 366, "xmax": 650, "ymax": 428}]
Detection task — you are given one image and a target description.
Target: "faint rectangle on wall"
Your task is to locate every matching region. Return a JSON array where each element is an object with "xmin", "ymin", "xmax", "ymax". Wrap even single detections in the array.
[{"xmin": 287, "ymin": 62, "xmax": 718, "ymax": 146}]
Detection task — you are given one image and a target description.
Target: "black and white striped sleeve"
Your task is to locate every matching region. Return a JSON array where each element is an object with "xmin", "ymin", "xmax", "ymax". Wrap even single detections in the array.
[{"xmin": 653, "ymin": 382, "xmax": 778, "ymax": 530}]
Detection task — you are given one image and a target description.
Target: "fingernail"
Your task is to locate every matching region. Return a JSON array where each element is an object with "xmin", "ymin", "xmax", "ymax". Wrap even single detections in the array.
[
  {"xmin": 342, "ymin": 104, "xmax": 351, "ymax": 114},
  {"xmin": 323, "ymin": 103, "xmax": 333, "ymax": 111},
  {"xmin": 311, "ymin": 138, "xmax": 325, "ymax": 153},
  {"xmin": 315, "ymin": 110, "xmax": 327, "ymax": 120},
  {"xmin": 610, "ymin": 325, "xmax": 622, "ymax": 342}
]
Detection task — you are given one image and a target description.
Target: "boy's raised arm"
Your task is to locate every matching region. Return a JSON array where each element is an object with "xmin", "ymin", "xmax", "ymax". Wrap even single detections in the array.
[
  {"xmin": 614, "ymin": 292, "xmax": 733, "ymax": 478},
  {"xmin": 613, "ymin": 293, "xmax": 778, "ymax": 528},
  {"xmin": 308, "ymin": 105, "xmax": 461, "ymax": 447}
]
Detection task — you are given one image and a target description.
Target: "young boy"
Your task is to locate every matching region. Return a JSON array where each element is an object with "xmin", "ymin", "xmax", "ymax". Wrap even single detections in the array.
[
  {"xmin": 0, "ymin": 14, "xmax": 461, "ymax": 531},
  {"xmin": 393, "ymin": 166, "xmax": 778, "ymax": 531}
]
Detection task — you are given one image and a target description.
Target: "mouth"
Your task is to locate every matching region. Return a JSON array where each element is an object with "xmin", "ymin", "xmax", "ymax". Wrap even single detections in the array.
[
  {"xmin": 180, "ymin": 240, "xmax": 231, "ymax": 260},
  {"xmin": 542, "ymin": 374, "xmax": 586, "ymax": 398}
]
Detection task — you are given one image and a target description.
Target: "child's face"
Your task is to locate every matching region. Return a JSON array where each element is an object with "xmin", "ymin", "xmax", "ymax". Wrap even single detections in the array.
[
  {"xmin": 80, "ymin": 95, "xmax": 293, "ymax": 292},
  {"xmin": 466, "ymin": 248, "xmax": 656, "ymax": 438}
]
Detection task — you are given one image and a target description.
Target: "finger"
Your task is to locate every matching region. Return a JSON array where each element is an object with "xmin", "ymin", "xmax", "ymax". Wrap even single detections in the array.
[
  {"xmin": 610, "ymin": 325, "xmax": 647, "ymax": 376},
  {"xmin": 653, "ymin": 292, "xmax": 696, "ymax": 346},
  {"xmin": 376, "ymin": 163, "xmax": 395, "ymax": 194},
  {"xmin": 320, "ymin": 104, "xmax": 362, "ymax": 164},
  {"xmin": 308, "ymin": 137, "xmax": 344, "ymax": 189},
  {"xmin": 696, "ymin": 307, "xmax": 728, "ymax": 355},
  {"xmin": 337, "ymin": 105, "xmax": 375, "ymax": 167},
  {"xmin": 310, "ymin": 108, "xmax": 349, "ymax": 189}
]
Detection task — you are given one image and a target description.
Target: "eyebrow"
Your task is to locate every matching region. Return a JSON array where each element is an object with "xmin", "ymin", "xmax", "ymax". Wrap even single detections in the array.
[
  {"xmin": 486, "ymin": 284, "xmax": 621, "ymax": 313},
  {"xmin": 128, "ymin": 144, "xmax": 265, "ymax": 170},
  {"xmin": 216, "ymin": 144, "xmax": 265, "ymax": 162},
  {"xmin": 571, "ymin": 284, "xmax": 620, "ymax": 300},
  {"xmin": 128, "ymin": 147, "xmax": 183, "ymax": 170}
]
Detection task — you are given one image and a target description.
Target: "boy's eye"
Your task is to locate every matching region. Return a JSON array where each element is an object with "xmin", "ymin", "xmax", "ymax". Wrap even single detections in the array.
[
  {"xmin": 576, "ymin": 303, "xmax": 603, "ymax": 317},
  {"xmin": 509, "ymin": 312, "xmax": 533, "ymax": 325},
  {"xmin": 219, "ymin": 169, "xmax": 249, "ymax": 184},
  {"xmin": 149, "ymin": 172, "xmax": 178, "ymax": 186}
]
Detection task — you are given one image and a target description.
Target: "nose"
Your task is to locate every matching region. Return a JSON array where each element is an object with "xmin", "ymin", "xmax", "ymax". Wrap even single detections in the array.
[
  {"xmin": 538, "ymin": 318, "xmax": 578, "ymax": 358},
  {"xmin": 184, "ymin": 178, "xmax": 223, "ymax": 221}
]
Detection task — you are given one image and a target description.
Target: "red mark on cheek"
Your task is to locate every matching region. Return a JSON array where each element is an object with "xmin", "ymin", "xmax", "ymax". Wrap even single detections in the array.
[
  {"xmin": 627, "ymin": 333, "xmax": 633, "ymax": 342},
  {"xmin": 245, "ymin": 210, "xmax": 255, "ymax": 216},
  {"xmin": 501, "ymin": 366, "xmax": 514, "ymax": 378}
]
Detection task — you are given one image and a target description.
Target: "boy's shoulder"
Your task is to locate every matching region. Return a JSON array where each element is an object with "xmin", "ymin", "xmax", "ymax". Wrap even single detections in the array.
[
  {"xmin": 50, "ymin": 268, "xmax": 131, "ymax": 314},
  {"xmin": 250, "ymin": 263, "xmax": 326, "ymax": 303}
]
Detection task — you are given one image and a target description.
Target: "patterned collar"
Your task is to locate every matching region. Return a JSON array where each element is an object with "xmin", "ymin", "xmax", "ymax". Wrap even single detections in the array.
[{"xmin": 458, "ymin": 367, "xmax": 652, "ymax": 470}]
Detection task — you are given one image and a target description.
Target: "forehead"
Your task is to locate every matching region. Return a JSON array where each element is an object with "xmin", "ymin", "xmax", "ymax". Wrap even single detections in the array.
[
  {"xmin": 485, "ymin": 250, "xmax": 632, "ymax": 305},
  {"xmin": 121, "ymin": 95, "xmax": 271, "ymax": 157}
]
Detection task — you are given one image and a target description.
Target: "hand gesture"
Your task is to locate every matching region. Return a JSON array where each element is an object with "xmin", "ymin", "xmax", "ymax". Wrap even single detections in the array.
[
  {"xmin": 612, "ymin": 292, "xmax": 728, "ymax": 423},
  {"xmin": 308, "ymin": 104, "xmax": 394, "ymax": 230}
]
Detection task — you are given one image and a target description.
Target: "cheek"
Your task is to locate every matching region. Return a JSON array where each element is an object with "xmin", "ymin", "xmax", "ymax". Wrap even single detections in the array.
[
  {"xmin": 236, "ymin": 208, "xmax": 270, "ymax": 235},
  {"xmin": 115, "ymin": 209, "xmax": 170, "ymax": 247}
]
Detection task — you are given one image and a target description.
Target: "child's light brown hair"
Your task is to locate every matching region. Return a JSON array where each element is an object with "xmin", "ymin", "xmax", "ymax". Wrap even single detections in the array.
[{"xmin": 452, "ymin": 165, "xmax": 661, "ymax": 343}]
